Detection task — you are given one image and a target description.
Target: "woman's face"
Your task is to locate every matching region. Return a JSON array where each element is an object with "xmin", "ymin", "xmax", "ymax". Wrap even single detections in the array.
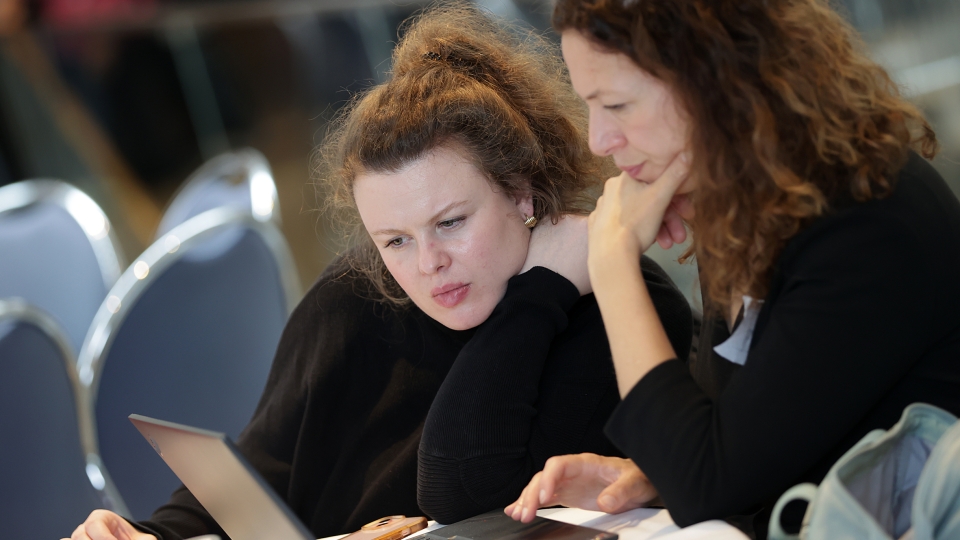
[
  {"xmin": 561, "ymin": 30, "xmax": 695, "ymax": 195},
  {"xmin": 353, "ymin": 146, "xmax": 534, "ymax": 330}
]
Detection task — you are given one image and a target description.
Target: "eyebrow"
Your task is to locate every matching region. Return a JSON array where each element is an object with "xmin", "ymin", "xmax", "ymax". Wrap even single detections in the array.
[{"xmin": 369, "ymin": 200, "xmax": 469, "ymax": 237}]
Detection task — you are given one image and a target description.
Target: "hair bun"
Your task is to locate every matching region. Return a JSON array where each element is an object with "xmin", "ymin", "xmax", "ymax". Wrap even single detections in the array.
[{"xmin": 421, "ymin": 45, "xmax": 486, "ymax": 78}]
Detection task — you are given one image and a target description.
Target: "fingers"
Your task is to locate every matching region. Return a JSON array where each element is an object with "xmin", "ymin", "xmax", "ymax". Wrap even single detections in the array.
[
  {"xmin": 69, "ymin": 509, "xmax": 151, "ymax": 540},
  {"xmin": 595, "ymin": 460, "xmax": 657, "ymax": 514},
  {"xmin": 506, "ymin": 455, "xmax": 582, "ymax": 523},
  {"xmin": 506, "ymin": 454, "xmax": 658, "ymax": 522},
  {"xmin": 597, "ymin": 479, "xmax": 638, "ymax": 514},
  {"xmin": 662, "ymin": 206, "xmax": 687, "ymax": 246},
  {"xmin": 507, "ymin": 471, "xmax": 543, "ymax": 523},
  {"xmin": 596, "ymin": 483, "xmax": 624, "ymax": 513},
  {"xmin": 655, "ymin": 223, "xmax": 673, "ymax": 250},
  {"xmin": 518, "ymin": 473, "xmax": 541, "ymax": 521},
  {"xmin": 81, "ymin": 518, "xmax": 119, "ymax": 540},
  {"xmin": 535, "ymin": 456, "xmax": 564, "ymax": 509},
  {"xmin": 655, "ymin": 201, "xmax": 689, "ymax": 251},
  {"xmin": 650, "ymin": 152, "xmax": 691, "ymax": 207},
  {"xmin": 595, "ymin": 468, "xmax": 641, "ymax": 513},
  {"xmin": 68, "ymin": 523, "xmax": 91, "ymax": 540}
]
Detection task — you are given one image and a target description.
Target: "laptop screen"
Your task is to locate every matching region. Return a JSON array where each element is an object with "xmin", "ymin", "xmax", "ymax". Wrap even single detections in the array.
[{"xmin": 129, "ymin": 414, "xmax": 314, "ymax": 540}]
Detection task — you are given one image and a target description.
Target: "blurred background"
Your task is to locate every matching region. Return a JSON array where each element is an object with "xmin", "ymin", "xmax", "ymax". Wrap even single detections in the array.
[{"xmin": 0, "ymin": 0, "xmax": 958, "ymax": 291}]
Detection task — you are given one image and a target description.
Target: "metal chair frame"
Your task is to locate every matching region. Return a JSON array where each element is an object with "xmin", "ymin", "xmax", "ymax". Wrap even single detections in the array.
[
  {"xmin": 0, "ymin": 179, "xmax": 126, "ymax": 291},
  {"xmin": 156, "ymin": 148, "xmax": 281, "ymax": 239},
  {"xmin": 0, "ymin": 298, "xmax": 128, "ymax": 516},
  {"xmin": 76, "ymin": 207, "xmax": 300, "ymax": 472}
]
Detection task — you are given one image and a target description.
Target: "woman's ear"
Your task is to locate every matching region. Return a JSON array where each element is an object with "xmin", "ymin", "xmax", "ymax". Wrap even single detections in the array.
[{"xmin": 514, "ymin": 190, "xmax": 535, "ymax": 218}]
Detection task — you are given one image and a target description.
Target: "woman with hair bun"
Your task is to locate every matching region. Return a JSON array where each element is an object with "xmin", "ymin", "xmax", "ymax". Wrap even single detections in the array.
[
  {"xmin": 65, "ymin": 4, "xmax": 692, "ymax": 540},
  {"xmin": 507, "ymin": 0, "xmax": 960, "ymax": 536}
]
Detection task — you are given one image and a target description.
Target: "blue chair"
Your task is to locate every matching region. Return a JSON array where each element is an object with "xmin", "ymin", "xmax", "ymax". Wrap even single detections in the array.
[
  {"xmin": 77, "ymin": 207, "xmax": 301, "ymax": 519},
  {"xmin": 155, "ymin": 148, "xmax": 280, "ymax": 239},
  {"xmin": 0, "ymin": 180, "xmax": 125, "ymax": 354},
  {"xmin": 0, "ymin": 299, "xmax": 126, "ymax": 539}
]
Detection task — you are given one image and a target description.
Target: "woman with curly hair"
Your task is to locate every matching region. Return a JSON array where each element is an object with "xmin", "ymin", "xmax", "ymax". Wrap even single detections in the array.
[
  {"xmin": 64, "ymin": 3, "xmax": 693, "ymax": 540},
  {"xmin": 507, "ymin": 0, "xmax": 960, "ymax": 536}
]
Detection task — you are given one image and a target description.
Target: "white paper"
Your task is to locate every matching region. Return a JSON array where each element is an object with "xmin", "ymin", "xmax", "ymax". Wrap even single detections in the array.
[{"xmin": 541, "ymin": 507, "xmax": 748, "ymax": 540}]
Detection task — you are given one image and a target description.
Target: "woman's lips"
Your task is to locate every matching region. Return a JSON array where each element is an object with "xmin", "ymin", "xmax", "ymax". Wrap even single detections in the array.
[
  {"xmin": 619, "ymin": 163, "xmax": 644, "ymax": 180},
  {"xmin": 432, "ymin": 283, "xmax": 470, "ymax": 308}
]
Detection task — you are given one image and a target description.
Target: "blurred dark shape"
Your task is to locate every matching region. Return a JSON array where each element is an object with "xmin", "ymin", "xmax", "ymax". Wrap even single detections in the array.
[
  {"xmin": 41, "ymin": 0, "xmax": 157, "ymax": 30},
  {"xmin": 282, "ymin": 10, "xmax": 379, "ymax": 119},
  {"xmin": 0, "ymin": 103, "xmax": 22, "ymax": 186},
  {"xmin": 0, "ymin": 0, "xmax": 27, "ymax": 36},
  {"xmin": 104, "ymin": 35, "xmax": 203, "ymax": 187}
]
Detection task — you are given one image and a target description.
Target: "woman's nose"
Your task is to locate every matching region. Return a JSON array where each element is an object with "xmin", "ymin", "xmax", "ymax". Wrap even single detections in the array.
[
  {"xmin": 588, "ymin": 111, "xmax": 626, "ymax": 157},
  {"xmin": 418, "ymin": 242, "xmax": 451, "ymax": 274}
]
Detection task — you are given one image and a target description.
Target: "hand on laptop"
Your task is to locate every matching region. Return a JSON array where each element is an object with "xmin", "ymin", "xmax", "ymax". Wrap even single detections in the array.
[
  {"xmin": 504, "ymin": 453, "xmax": 658, "ymax": 523},
  {"xmin": 63, "ymin": 509, "xmax": 156, "ymax": 540}
]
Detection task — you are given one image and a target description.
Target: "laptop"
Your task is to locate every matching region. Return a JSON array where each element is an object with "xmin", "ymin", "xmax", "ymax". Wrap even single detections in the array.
[
  {"xmin": 129, "ymin": 414, "xmax": 315, "ymax": 540},
  {"xmin": 130, "ymin": 414, "xmax": 618, "ymax": 540}
]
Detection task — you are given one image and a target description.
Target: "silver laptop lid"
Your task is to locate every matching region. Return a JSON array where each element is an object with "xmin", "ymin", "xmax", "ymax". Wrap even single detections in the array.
[{"xmin": 129, "ymin": 414, "xmax": 314, "ymax": 540}]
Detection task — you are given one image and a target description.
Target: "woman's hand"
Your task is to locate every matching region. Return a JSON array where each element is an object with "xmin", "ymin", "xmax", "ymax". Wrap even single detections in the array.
[
  {"xmin": 588, "ymin": 153, "xmax": 691, "ymax": 276},
  {"xmin": 63, "ymin": 509, "xmax": 156, "ymax": 540},
  {"xmin": 521, "ymin": 214, "xmax": 591, "ymax": 295},
  {"xmin": 656, "ymin": 193, "xmax": 694, "ymax": 250},
  {"xmin": 504, "ymin": 453, "xmax": 658, "ymax": 523}
]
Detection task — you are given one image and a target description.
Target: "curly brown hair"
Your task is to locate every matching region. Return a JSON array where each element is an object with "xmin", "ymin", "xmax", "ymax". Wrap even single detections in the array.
[
  {"xmin": 315, "ymin": 1, "xmax": 603, "ymax": 304},
  {"xmin": 554, "ymin": 0, "xmax": 939, "ymax": 312}
]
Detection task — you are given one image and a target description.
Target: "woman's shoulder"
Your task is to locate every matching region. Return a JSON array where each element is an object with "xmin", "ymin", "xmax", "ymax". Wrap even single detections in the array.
[
  {"xmin": 285, "ymin": 253, "xmax": 411, "ymax": 345},
  {"xmin": 267, "ymin": 252, "xmax": 435, "ymax": 393},
  {"xmin": 782, "ymin": 152, "xmax": 960, "ymax": 269}
]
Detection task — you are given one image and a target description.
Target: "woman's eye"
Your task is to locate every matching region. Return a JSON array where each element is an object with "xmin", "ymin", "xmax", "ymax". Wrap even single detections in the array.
[
  {"xmin": 385, "ymin": 237, "xmax": 405, "ymax": 248},
  {"xmin": 438, "ymin": 216, "xmax": 465, "ymax": 229},
  {"xmin": 603, "ymin": 103, "xmax": 626, "ymax": 111}
]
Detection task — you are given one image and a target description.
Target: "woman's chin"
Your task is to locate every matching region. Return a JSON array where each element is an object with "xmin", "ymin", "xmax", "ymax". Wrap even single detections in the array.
[{"xmin": 427, "ymin": 302, "xmax": 495, "ymax": 331}]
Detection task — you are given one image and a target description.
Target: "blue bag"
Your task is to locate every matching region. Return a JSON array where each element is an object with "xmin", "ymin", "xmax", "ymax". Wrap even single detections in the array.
[{"xmin": 768, "ymin": 403, "xmax": 960, "ymax": 540}]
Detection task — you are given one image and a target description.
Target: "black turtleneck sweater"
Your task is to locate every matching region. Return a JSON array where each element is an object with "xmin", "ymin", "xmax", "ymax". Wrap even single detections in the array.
[{"xmin": 134, "ymin": 256, "xmax": 692, "ymax": 539}]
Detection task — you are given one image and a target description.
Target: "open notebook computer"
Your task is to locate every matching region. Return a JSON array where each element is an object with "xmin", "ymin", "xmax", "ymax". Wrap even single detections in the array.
[
  {"xmin": 128, "ymin": 414, "xmax": 315, "ymax": 540},
  {"xmin": 130, "ymin": 414, "xmax": 618, "ymax": 540}
]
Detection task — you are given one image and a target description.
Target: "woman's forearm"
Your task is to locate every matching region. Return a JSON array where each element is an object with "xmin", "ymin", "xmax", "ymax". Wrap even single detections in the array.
[
  {"xmin": 417, "ymin": 267, "xmax": 582, "ymax": 523},
  {"xmin": 591, "ymin": 255, "xmax": 677, "ymax": 397}
]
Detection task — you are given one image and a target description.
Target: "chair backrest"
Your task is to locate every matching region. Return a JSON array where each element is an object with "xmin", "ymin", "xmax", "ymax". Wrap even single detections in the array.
[
  {"xmin": 0, "ymin": 299, "xmax": 126, "ymax": 538},
  {"xmin": 78, "ymin": 207, "xmax": 300, "ymax": 519},
  {"xmin": 155, "ymin": 148, "xmax": 280, "ymax": 239},
  {"xmin": 0, "ymin": 180, "xmax": 125, "ymax": 353}
]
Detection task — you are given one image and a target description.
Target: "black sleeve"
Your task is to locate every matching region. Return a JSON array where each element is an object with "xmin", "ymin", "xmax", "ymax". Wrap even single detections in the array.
[
  {"xmin": 604, "ymin": 211, "xmax": 934, "ymax": 526},
  {"xmin": 417, "ymin": 260, "xmax": 692, "ymax": 524},
  {"xmin": 417, "ymin": 267, "xmax": 581, "ymax": 524},
  {"xmin": 132, "ymin": 261, "xmax": 367, "ymax": 539}
]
